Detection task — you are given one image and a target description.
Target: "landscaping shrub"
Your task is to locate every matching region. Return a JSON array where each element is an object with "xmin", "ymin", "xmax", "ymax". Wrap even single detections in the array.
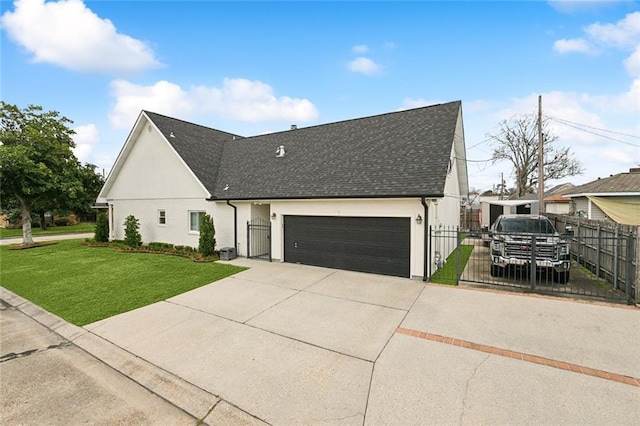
[
  {"xmin": 54, "ymin": 218, "xmax": 70, "ymax": 226},
  {"xmin": 198, "ymin": 213, "xmax": 216, "ymax": 257},
  {"xmin": 123, "ymin": 215, "xmax": 142, "ymax": 247},
  {"xmin": 94, "ymin": 212, "xmax": 109, "ymax": 242}
]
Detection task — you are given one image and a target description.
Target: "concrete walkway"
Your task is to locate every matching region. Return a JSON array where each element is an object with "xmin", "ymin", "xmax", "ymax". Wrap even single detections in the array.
[
  {"xmin": 0, "ymin": 233, "xmax": 94, "ymax": 246},
  {"xmin": 2, "ymin": 258, "xmax": 639, "ymax": 425}
]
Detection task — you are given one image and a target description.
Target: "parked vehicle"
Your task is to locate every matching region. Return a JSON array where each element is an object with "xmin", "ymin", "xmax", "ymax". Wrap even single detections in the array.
[{"xmin": 489, "ymin": 214, "xmax": 572, "ymax": 283}]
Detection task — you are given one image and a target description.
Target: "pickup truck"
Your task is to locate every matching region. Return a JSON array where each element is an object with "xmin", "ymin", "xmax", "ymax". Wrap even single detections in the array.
[{"xmin": 489, "ymin": 214, "xmax": 572, "ymax": 283}]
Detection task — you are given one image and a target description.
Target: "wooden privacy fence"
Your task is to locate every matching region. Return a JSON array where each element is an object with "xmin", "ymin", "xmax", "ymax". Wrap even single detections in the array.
[{"xmin": 546, "ymin": 213, "xmax": 637, "ymax": 304}]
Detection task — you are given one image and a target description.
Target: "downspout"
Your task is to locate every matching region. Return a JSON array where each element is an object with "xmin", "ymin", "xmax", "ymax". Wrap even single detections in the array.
[
  {"xmin": 421, "ymin": 197, "xmax": 429, "ymax": 281},
  {"xmin": 226, "ymin": 200, "xmax": 237, "ymax": 251}
]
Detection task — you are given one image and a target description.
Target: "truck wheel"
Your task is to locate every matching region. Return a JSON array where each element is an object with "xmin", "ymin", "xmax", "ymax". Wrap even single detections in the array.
[
  {"xmin": 490, "ymin": 265, "xmax": 503, "ymax": 277},
  {"xmin": 554, "ymin": 271, "xmax": 570, "ymax": 284}
]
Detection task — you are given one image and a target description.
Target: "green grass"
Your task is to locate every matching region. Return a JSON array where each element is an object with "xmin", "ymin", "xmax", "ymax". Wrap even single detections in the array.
[
  {"xmin": 0, "ymin": 223, "xmax": 96, "ymax": 239},
  {"xmin": 0, "ymin": 239, "xmax": 246, "ymax": 326},
  {"xmin": 429, "ymin": 244, "xmax": 474, "ymax": 285}
]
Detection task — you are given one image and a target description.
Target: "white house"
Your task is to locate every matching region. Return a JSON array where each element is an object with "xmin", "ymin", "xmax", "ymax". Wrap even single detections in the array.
[{"xmin": 97, "ymin": 101, "xmax": 469, "ymax": 279}]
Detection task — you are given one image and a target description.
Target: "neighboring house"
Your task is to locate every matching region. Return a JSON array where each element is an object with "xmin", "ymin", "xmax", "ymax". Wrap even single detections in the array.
[
  {"xmin": 510, "ymin": 183, "xmax": 575, "ymax": 215},
  {"xmin": 563, "ymin": 168, "xmax": 640, "ymax": 225},
  {"xmin": 97, "ymin": 101, "xmax": 469, "ymax": 279}
]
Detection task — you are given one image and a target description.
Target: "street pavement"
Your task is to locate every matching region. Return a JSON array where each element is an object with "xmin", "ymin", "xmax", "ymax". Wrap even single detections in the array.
[{"xmin": 1, "ymin": 258, "xmax": 639, "ymax": 425}]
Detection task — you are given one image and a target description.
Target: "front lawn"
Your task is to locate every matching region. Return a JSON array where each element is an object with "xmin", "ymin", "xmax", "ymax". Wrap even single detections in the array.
[
  {"xmin": 0, "ymin": 223, "xmax": 96, "ymax": 239},
  {"xmin": 0, "ymin": 240, "xmax": 246, "ymax": 326}
]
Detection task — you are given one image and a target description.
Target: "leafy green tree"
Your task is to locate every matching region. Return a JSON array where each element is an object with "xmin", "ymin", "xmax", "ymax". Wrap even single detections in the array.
[
  {"xmin": 94, "ymin": 212, "xmax": 109, "ymax": 243},
  {"xmin": 198, "ymin": 213, "xmax": 216, "ymax": 256},
  {"xmin": 72, "ymin": 163, "xmax": 105, "ymax": 216},
  {"xmin": 0, "ymin": 102, "xmax": 83, "ymax": 244},
  {"xmin": 123, "ymin": 215, "xmax": 142, "ymax": 247}
]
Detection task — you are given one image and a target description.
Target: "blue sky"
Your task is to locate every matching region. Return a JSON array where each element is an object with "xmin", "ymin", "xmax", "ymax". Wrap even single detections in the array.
[{"xmin": 2, "ymin": 0, "xmax": 639, "ymax": 193}]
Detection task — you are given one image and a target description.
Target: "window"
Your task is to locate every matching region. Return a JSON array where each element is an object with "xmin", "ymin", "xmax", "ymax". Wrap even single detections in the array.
[
  {"xmin": 189, "ymin": 211, "xmax": 205, "ymax": 232},
  {"xmin": 158, "ymin": 210, "xmax": 166, "ymax": 225}
]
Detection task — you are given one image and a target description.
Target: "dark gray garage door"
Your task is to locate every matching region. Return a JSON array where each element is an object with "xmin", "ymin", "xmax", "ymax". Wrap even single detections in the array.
[{"xmin": 284, "ymin": 216, "xmax": 411, "ymax": 277}]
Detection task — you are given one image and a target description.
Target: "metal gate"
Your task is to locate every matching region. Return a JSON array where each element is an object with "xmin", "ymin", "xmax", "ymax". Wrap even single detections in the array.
[
  {"xmin": 429, "ymin": 226, "xmax": 635, "ymax": 305},
  {"xmin": 247, "ymin": 217, "xmax": 271, "ymax": 261}
]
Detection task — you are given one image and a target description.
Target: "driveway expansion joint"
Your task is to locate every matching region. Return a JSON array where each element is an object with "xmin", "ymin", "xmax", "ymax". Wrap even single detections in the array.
[{"xmin": 396, "ymin": 327, "xmax": 640, "ymax": 387}]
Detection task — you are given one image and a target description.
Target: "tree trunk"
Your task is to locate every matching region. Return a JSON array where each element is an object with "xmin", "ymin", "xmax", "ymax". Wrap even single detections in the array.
[
  {"xmin": 20, "ymin": 199, "xmax": 34, "ymax": 245},
  {"xmin": 39, "ymin": 211, "xmax": 47, "ymax": 230}
]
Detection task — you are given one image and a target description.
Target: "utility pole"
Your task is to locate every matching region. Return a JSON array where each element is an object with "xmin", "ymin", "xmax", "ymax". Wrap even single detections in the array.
[
  {"xmin": 537, "ymin": 95, "xmax": 544, "ymax": 214},
  {"xmin": 499, "ymin": 172, "xmax": 504, "ymax": 200}
]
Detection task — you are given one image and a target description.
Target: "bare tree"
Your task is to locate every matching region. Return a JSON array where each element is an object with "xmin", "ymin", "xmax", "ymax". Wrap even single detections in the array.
[{"xmin": 488, "ymin": 114, "xmax": 583, "ymax": 197}]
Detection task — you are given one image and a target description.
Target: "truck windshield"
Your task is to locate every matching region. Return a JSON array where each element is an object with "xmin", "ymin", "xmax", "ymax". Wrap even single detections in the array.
[{"xmin": 496, "ymin": 218, "xmax": 555, "ymax": 234}]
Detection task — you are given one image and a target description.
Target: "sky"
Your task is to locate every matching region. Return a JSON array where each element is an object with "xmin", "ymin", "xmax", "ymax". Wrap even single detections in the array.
[{"xmin": 1, "ymin": 0, "xmax": 639, "ymax": 194}]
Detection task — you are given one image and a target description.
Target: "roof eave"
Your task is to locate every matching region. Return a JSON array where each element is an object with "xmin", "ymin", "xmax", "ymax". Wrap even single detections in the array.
[{"xmin": 207, "ymin": 193, "xmax": 446, "ymax": 202}]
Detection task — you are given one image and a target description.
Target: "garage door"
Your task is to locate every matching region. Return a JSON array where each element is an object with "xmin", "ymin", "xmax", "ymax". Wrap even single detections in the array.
[{"xmin": 284, "ymin": 216, "xmax": 411, "ymax": 277}]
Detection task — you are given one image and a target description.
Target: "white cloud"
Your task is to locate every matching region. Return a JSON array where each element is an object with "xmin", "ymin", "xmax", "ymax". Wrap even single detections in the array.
[
  {"xmin": 587, "ymin": 78, "xmax": 640, "ymax": 112},
  {"xmin": 383, "ymin": 41, "xmax": 396, "ymax": 49},
  {"xmin": 585, "ymin": 11, "xmax": 640, "ymax": 48},
  {"xmin": 351, "ymin": 44, "xmax": 369, "ymax": 53},
  {"xmin": 0, "ymin": 0, "xmax": 162, "ymax": 73},
  {"xmin": 109, "ymin": 78, "xmax": 319, "ymax": 129},
  {"xmin": 623, "ymin": 46, "xmax": 640, "ymax": 77},
  {"xmin": 554, "ymin": 11, "xmax": 640, "ymax": 79},
  {"xmin": 553, "ymin": 38, "xmax": 595, "ymax": 54},
  {"xmin": 601, "ymin": 148, "xmax": 635, "ymax": 164},
  {"xmin": 347, "ymin": 57, "xmax": 381, "ymax": 75},
  {"xmin": 400, "ymin": 98, "xmax": 440, "ymax": 110},
  {"xmin": 72, "ymin": 123, "xmax": 99, "ymax": 163},
  {"xmin": 548, "ymin": 1, "xmax": 628, "ymax": 14}
]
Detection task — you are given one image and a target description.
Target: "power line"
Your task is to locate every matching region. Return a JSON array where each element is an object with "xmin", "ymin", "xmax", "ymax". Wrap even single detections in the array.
[
  {"xmin": 548, "ymin": 118, "xmax": 640, "ymax": 148},
  {"xmin": 456, "ymin": 156, "xmax": 495, "ymax": 163},
  {"xmin": 546, "ymin": 115, "xmax": 640, "ymax": 139}
]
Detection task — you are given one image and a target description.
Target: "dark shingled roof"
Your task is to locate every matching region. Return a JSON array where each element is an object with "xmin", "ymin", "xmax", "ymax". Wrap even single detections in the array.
[
  {"xmin": 565, "ymin": 169, "xmax": 640, "ymax": 196},
  {"xmin": 145, "ymin": 101, "xmax": 462, "ymax": 200},
  {"xmin": 144, "ymin": 111, "xmax": 241, "ymax": 192}
]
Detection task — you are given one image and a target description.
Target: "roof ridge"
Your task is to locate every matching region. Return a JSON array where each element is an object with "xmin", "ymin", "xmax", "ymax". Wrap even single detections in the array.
[
  {"xmin": 143, "ymin": 110, "xmax": 243, "ymax": 137},
  {"xmin": 209, "ymin": 100, "xmax": 462, "ymax": 141}
]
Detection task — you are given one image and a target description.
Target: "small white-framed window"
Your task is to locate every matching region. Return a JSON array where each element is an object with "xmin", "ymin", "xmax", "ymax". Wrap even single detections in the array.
[
  {"xmin": 158, "ymin": 210, "xmax": 166, "ymax": 226},
  {"xmin": 189, "ymin": 211, "xmax": 205, "ymax": 233}
]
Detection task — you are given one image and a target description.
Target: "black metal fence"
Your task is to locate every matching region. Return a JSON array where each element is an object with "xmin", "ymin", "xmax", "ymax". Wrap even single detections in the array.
[
  {"xmin": 247, "ymin": 217, "xmax": 271, "ymax": 261},
  {"xmin": 429, "ymin": 226, "xmax": 635, "ymax": 304}
]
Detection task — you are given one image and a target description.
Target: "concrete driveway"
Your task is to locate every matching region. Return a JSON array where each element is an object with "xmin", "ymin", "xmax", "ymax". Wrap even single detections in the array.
[{"xmin": 3, "ymin": 259, "xmax": 639, "ymax": 425}]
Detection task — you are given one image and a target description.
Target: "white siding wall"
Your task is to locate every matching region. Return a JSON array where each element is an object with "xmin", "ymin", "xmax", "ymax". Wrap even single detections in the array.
[
  {"xmin": 233, "ymin": 198, "xmax": 427, "ymax": 279},
  {"xmin": 545, "ymin": 202, "xmax": 571, "ymax": 215},
  {"xmin": 103, "ymin": 119, "xmax": 235, "ymax": 248}
]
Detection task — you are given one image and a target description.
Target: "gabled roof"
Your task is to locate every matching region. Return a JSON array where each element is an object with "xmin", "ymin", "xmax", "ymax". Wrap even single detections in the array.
[
  {"xmin": 144, "ymin": 111, "xmax": 242, "ymax": 192},
  {"xmin": 125, "ymin": 101, "xmax": 465, "ymax": 200},
  {"xmin": 212, "ymin": 101, "xmax": 463, "ymax": 200},
  {"xmin": 564, "ymin": 169, "xmax": 640, "ymax": 197}
]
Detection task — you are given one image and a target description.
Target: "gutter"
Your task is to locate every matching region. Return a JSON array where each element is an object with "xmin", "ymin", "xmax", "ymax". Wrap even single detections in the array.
[
  {"xmin": 226, "ymin": 200, "xmax": 238, "ymax": 251},
  {"xmin": 421, "ymin": 197, "xmax": 429, "ymax": 281}
]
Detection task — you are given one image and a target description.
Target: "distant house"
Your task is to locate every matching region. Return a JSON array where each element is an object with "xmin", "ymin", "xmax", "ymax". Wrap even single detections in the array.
[
  {"xmin": 563, "ymin": 168, "xmax": 640, "ymax": 225},
  {"xmin": 478, "ymin": 183, "xmax": 575, "ymax": 228},
  {"xmin": 97, "ymin": 101, "xmax": 469, "ymax": 279}
]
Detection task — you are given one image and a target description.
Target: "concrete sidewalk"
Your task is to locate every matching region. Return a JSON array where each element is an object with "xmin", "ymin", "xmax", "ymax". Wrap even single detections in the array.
[
  {"xmin": 0, "ymin": 233, "xmax": 94, "ymax": 245},
  {"xmin": 2, "ymin": 259, "xmax": 639, "ymax": 425}
]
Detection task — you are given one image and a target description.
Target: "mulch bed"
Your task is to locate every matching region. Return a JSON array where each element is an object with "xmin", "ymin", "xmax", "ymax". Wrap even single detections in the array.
[{"xmin": 9, "ymin": 241, "xmax": 58, "ymax": 250}]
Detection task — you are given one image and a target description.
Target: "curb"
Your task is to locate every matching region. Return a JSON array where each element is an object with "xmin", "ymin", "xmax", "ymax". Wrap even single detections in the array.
[{"xmin": 0, "ymin": 287, "xmax": 219, "ymax": 423}]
